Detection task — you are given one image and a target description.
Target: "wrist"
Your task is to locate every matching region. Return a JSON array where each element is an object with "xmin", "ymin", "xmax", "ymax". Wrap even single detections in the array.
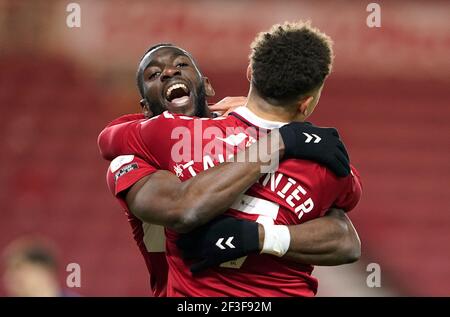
[
  {"xmin": 260, "ymin": 223, "xmax": 291, "ymax": 257},
  {"xmin": 258, "ymin": 223, "xmax": 265, "ymax": 250}
]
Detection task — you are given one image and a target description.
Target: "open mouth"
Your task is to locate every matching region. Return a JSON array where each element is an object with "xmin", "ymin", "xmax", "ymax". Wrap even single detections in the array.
[{"xmin": 165, "ymin": 83, "xmax": 191, "ymax": 105}]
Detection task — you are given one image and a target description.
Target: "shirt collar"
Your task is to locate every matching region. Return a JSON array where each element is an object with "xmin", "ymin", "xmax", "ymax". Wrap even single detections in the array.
[{"xmin": 232, "ymin": 106, "xmax": 288, "ymax": 129}]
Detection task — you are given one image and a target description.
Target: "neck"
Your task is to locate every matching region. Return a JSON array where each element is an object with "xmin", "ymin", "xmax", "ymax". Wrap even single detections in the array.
[{"xmin": 245, "ymin": 88, "xmax": 304, "ymax": 123}]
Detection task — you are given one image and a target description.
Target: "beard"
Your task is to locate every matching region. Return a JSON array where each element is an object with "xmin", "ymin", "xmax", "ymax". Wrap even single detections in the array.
[{"xmin": 193, "ymin": 84, "xmax": 208, "ymax": 118}]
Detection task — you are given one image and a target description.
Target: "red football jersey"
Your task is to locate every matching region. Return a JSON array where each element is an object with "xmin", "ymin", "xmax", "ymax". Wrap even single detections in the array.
[
  {"xmin": 99, "ymin": 107, "xmax": 362, "ymax": 297},
  {"xmin": 100, "ymin": 114, "xmax": 168, "ymax": 297}
]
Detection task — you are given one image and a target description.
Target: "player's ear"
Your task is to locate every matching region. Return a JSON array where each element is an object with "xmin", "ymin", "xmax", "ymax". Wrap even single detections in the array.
[
  {"xmin": 297, "ymin": 96, "xmax": 314, "ymax": 118},
  {"xmin": 140, "ymin": 99, "xmax": 153, "ymax": 118},
  {"xmin": 203, "ymin": 77, "xmax": 215, "ymax": 97},
  {"xmin": 246, "ymin": 64, "xmax": 252, "ymax": 82},
  {"xmin": 298, "ymin": 85, "xmax": 323, "ymax": 119}
]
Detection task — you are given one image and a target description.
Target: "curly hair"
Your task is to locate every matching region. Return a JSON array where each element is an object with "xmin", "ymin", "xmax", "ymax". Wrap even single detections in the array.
[{"xmin": 250, "ymin": 21, "xmax": 333, "ymax": 105}]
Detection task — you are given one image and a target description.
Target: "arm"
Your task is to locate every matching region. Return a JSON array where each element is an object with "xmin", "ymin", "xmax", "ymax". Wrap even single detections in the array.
[
  {"xmin": 102, "ymin": 117, "xmax": 349, "ymax": 233},
  {"xmin": 272, "ymin": 208, "xmax": 361, "ymax": 265},
  {"xmin": 125, "ymin": 130, "xmax": 285, "ymax": 233},
  {"xmin": 177, "ymin": 208, "xmax": 361, "ymax": 273},
  {"xmin": 125, "ymin": 118, "xmax": 350, "ymax": 233}
]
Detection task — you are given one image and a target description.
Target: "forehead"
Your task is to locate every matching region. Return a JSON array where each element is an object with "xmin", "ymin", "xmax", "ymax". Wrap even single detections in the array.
[{"xmin": 141, "ymin": 47, "xmax": 193, "ymax": 69}]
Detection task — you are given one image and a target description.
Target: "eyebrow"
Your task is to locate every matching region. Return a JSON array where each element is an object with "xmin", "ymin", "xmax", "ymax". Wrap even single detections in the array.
[{"xmin": 144, "ymin": 52, "xmax": 189, "ymax": 71}]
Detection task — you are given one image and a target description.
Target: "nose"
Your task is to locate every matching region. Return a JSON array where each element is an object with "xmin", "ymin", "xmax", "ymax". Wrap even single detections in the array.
[{"xmin": 160, "ymin": 66, "xmax": 181, "ymax": 82}]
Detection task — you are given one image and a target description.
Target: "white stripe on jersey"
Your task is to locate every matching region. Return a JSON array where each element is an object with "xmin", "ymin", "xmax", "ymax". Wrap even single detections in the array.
[{"xmin": 142, "ymin": 223, "xmax": 166, "ymax": 252}]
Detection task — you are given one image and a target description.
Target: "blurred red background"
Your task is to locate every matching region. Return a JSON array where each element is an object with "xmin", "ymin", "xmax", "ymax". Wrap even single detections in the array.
[{"xmin": 0, "ymin": 0, "xmax": 449, "ymax": 296}]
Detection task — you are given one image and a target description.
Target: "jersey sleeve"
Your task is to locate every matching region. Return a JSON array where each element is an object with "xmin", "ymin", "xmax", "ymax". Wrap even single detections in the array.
[
  {"xmin": 103, "ymin": 112, "xmax": 194, "ymax": 197},
  {"xmin": 98, "ymin": 112, "xmax": 189, "ymax": 168},
  {"xmin": 106, "ymin": 155, "xmax": 158, "ymax": 197},
  {"xmin": 97, "ymin": 114, "xmax": 147, "ymax": 161},
  {"xmin": 332, "ymin": 165, "xmax": 363, "ymax": 212}
]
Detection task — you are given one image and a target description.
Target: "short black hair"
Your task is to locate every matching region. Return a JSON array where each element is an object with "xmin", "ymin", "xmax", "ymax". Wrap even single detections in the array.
[
  {"xmin": 250, "ymin": 21, "xmax": 333, "ymax": 105},
  {"xmin": 22, "ymin": 246, "xmax": 57, "ymax": 270},
  {"xmin": 136, "ymin": 43, "xmax": 175, "ymax": 99},
  {"xmin": 3, "ymin": 238, "xmax": 58, "ymax": 271}
]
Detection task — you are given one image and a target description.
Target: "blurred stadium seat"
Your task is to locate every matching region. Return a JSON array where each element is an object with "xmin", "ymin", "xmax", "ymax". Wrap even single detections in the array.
[{"xmin": 0, "ymin": 0, "xmax": 449, "ymax": 296}]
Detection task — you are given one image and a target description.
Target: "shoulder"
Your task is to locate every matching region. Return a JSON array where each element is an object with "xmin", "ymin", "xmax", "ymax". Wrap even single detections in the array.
[
  {"xmin": 107, "ymin": 155, "xmax": 158, "ymax": 197},
  {"xmin": 105, "ymin": 113, "xmax": 145, "ymax": 128},
  {"xmin": 278, "ymin": 159, "xmax": 359, "ymax": 192}
]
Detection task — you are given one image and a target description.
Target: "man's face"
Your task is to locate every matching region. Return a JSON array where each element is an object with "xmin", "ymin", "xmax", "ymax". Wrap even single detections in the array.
[
  {"xmin": 3, "ymin": 259, "xmax": 59, "ymax": 297},
  {"xmin": 139, "ymin": 46, "xmax": 211, "ymax": 117}
]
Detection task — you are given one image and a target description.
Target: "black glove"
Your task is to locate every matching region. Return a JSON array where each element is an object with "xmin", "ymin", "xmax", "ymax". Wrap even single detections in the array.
[
  {"xmin": 176, "ymin": 216, "xmax": 259, "ymax": 274},
  {"xmin": 278, "ymin": 122, "xmax": 350, "ymax": 177}
]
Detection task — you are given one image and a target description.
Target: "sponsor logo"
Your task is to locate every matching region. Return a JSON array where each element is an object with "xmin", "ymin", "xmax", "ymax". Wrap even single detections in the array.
[{"xmin": 114, "ymin": 163, "xmax": 138, "ymax": 181}]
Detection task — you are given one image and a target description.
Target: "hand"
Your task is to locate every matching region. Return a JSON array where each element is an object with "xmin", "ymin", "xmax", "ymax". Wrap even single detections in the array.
[
  {"xmin": 278, "ymin": 122, "xmax": 350, "ymax": 177},
  {"xmin": 208, "ymin": 96, "xmax": 247, "ymax": 117},
  {"xmin": 176, "ymin": 216, "xmax": 259, "ymax": 274}
]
